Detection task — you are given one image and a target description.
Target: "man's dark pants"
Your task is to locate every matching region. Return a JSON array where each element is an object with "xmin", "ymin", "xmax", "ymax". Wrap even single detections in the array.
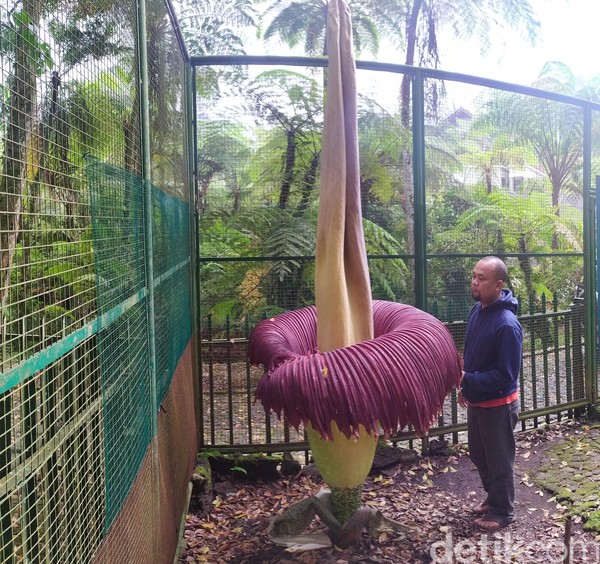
[{"xmin": 467, "ymin": 399, "xmax": 520, "ymax": 519}]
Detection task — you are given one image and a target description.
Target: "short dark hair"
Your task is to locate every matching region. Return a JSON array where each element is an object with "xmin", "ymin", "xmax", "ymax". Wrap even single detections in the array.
[{"xmin": 481, "ymin": 256, "xmax": 508, "ymax": 282}]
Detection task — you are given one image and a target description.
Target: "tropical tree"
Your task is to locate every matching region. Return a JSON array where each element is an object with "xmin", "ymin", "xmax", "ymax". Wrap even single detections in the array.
[
  {"xmin": 482, "ymin": 62, "xmax": 600, "ymax": 248},
  {"xmin": 259, "ymin": 0, "xmax": 379, "ymax": 57},
  {"xmin": 174, "ymin": 0, "xmax": 256, "ymax": 57},
  {"xmin": 384, "ymin": 0, "xmax": 540, "ymax": 124},
  {"xmin": 172, "ymin": 0, "xmax": 257, "ymax": 98},
  {"xmin": 1, "ymin": 0, "xmax": 48, "ymax": 316},
  {"xmin": 243, "ymin": 69, "xmax": 323, "ymax": 209},
  {"xmin": 434, "ymin": 186, "xmax": 583, "ymax": 309},
  {"xmin": 197, "ymin": 120, "xmax": 254, "ymax": 212},
  {"xmin": 370, "ymin": 0, "xmax": 540, "ymax": 268}
]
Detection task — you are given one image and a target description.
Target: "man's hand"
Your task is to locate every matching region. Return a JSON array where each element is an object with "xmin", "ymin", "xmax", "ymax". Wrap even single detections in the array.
[{"xmin": 458, "ymin": 370, "xmax": 467, "ymax": 407}]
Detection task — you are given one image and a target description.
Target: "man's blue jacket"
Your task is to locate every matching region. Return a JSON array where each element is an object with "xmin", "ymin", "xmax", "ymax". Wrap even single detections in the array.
[{"xmin": 461, "ymin": 288, "xmax": 523, "ymax": 404}]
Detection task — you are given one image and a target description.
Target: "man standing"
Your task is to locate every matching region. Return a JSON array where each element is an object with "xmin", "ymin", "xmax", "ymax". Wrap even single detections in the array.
[{"xmin": 459, "ymin": 256, "xmax": 523, "ymax": 531}]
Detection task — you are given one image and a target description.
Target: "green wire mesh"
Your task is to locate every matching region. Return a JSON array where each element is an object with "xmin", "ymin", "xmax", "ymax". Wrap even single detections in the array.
[
  {"xmin": 0, "ymin": 0, "xmax": 193, "ymax": 559},
  {"xmin": 87, "ymin": 159, "xmax": 152, "ymax": 530}
]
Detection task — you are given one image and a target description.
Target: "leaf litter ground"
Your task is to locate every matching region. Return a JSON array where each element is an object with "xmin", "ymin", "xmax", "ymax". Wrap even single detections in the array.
[{"xmin": 179, "ymin": 417, "xmax": 600, "ymax": 563}]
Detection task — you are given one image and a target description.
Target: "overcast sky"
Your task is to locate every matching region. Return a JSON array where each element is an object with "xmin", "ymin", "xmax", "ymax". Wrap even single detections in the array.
[{"xmin": 435, "ymin": 0, "xmax": 600, "ymax": 85}]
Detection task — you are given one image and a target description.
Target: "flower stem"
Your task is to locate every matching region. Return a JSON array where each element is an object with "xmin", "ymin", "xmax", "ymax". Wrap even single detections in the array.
[{"xmin": 330, "ymin": 484, "xmax": 363, "ymax": 525}]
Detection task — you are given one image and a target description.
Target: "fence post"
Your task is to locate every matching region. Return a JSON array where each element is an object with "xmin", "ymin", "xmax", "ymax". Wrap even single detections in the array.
[
  {"xmin": 594, "ymin": 174, "xmax": 600, "ymax": 404},
  {"xmin": 583, "ymin": 107, "xmax": 596, "ymax": 404},
  {"xmin": 571, "ymin": 297, "xmax": 585, "ymax": 412},
  {"xmin": 136, "ymin": 0, "xmax": 160, "ymax": 554},
  {"xmin": 412, "ymin": 72, "xmax": 427, "ymax": 311},
  {"xmin": 0, "ymin": 315, "xmax": 12, "ymax": 563}
]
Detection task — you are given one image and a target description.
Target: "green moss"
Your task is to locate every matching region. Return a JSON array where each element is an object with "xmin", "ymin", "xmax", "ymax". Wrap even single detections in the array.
[
  {"xmin": 587, "ymin": 405, "xmax": 600, "ymax": 422},
  {"xmin": 532, "ymin": 428, "xmax": 600, "ymax": 531},
  {"xmin": 584, "ymin": 510, "xmax": 600, "ymax": 531},
  {"xmin": 569, "ymin": 500, "xmax": 599, "ymax": 516},
  {"xmin": 195, "ymin": 464, "xmax": 211, "ymax": 479},
  {"xmin": 556, "ymin": 488, "xmax": 573, "ymax": 502}
]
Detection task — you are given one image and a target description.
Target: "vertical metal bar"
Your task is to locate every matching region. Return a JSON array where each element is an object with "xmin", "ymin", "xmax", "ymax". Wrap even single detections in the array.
[
  {"xmin": 207, "ymin": 315, "xmax": 215, "ymax": 444},
  {"xmin": 21, "ymin": 374, "xmax": 38, "ymax": 563},
  {"xmin": 583, "ymin": 106, "xmax": 597, "ymax": 403},
  {"xmin": 0, "ymin": 313, "xmax": 12, "ymax": 563},
  {"xmin": 572, "ymin": 303, "xmax": 585, "ymax": 406},
  {"xmin": 529, "ymin": 295, "xmax": 538, "ymax": 427},
  {"xmin": 88, "ymin": 335, "xmax": 104, "ymax": 543},
  {"xmin": 244, "ymin": 317, "xmax": 253, "ymax": 444},
  {"xmin": 520, "ymin": 352, "xmax": 525, "ymax": 432},
  {"xmin": 265, "ymin": 410, "xmax": 272, "ymax": 446},
  {"xmin": 541, "ymin": 294, "xmax": 550, "ymax": 424},
  {"xmin": 226, "ymin": 316, "xmax": 234, "ymax": 445},
  {"xmin": 136, "ymin": 0, "xmax": 160, "ymax": 552},
  {"xmin": 40, "ymin": 319, "xmax": 59, "ymax": 562},
  {"xmin": 63, "ymin": 328, "xmax": 76, "ymax": 561},
  {"xmin": 595, "ymin": 174, "xmax": 600, "ymax": 403},
  {"xmin": 450, "ymin": 389, "xmax": 458, "ymax": 444},
  {"xmin": 553, "ymin": 295, "xmax": 561, "ymax": 421},
  {"xmin": 185, "ymin": 61, "xmax": 203, "ymax": 451},
  {"xmin": 73, "ymin": 342, "xmax": 87, "ymax": 557},
  {"xmin": 412, "ymin": 73, "xmax": 427, "ymax": 311},
  {"xmin": 565, "ymin": 310, "xmax": 573, "ymax": 407}
]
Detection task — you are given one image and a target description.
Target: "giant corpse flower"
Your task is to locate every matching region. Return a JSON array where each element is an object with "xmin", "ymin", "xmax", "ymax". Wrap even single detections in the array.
[{"xmin": 248, "ymin": 0, "xmax": 462, "ymax": 548}]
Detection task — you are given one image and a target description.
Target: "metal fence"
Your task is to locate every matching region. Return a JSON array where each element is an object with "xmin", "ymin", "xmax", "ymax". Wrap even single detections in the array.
[
  {"xmin": 194, "ymin": 56, "xmax": 600, "ymax": 454},
  {"xmin": 2, "ymin": 0, "xmax": 600, "ymax": 561},
  {"xmin": 0, "ymin": 0, "xmax": 196, "ymax": 562}
]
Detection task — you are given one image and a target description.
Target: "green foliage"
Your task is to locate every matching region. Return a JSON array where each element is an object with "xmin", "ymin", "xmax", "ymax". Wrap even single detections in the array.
[
  {"xmin": 363, "ymin": 219, "xmax": 408, "ymax": 301},
  {"xmin": 260, "ymin": 0, "xmax": 380, "ymax": 57},
  {"xmin": 48, "ymin": 15, "xmax": 123, "ymax": 70},
  {"xmin": 0, "ymin": 11, "xmax": 53, "ymax": 74},
  {"xmin": 230, "ymin": 465, "xmax": 248, "ymax": 475}
]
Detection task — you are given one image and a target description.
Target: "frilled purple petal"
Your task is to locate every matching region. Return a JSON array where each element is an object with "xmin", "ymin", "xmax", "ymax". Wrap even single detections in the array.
[{"xmin": 248, "ymin": 300, "xmax": 463, "ymax": 440}]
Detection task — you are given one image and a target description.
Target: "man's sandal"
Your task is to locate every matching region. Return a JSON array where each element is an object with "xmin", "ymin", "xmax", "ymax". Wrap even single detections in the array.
[
  {"xmin": 474, "ymin": 514, "xmax": 515, "ymax": 531},
  {"xmin": 472, "ymin": 501, "xmax": 490, "ymax": 515}
]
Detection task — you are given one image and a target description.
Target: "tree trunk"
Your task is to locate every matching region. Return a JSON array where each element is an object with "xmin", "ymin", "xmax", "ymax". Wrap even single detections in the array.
[
  {"xmin": 296, "ymin": 151, "xmax": 320, "ymax": 215},
  {"xmin": 278, "ymin": 130, "xmax": 297, "ymax": 209},
  {"xmin": 400, "ymin": 0, "xmax": 423, "ymax": 127},
  {"xmin": 0, "ymin": 0, "xmax": 41, "ymax": 323},
  {"xmin": 399, "ymin": 0, "xmax": 423, "ymax": 293}
]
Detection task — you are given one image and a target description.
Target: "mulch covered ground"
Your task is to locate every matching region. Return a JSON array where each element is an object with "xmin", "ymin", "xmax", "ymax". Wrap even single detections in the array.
[{"xmin": 179, "ymin": 418, "xmax": 600, "ymax": 563}]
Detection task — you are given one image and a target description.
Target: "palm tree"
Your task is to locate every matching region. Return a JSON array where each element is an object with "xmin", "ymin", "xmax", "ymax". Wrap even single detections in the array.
[
  {"xmin": 365, "ymin": 0, "xmax": 540, "ymax": 274},
  {"xmin": 172, "ymin": 0, "xmax": 257, "ymax": 98},
  {"xmin": 389, "ymin": 0, "xmax": 540, "ymax": 125},
  {"xmin": 259, "ymin": 0, "xmax": 379, "ymax": 57},
  {"xmin": 244, "ymin": 69, "xmax": 323, "ymax": 209},
  {"xmin": 440, "ymin": 187, "xmax": 582, "ymax": 308},
  {"xmin": 173, "ymin": 0, "xmax": 257, "ymax": 56},
  {"xmin": 483, "ymin": 62, "xmax": 600, "ymax": 248}
]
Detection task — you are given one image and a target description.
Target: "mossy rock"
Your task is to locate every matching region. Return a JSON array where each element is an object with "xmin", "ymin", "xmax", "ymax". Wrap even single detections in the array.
[
  {"xmin": 190, "ymin": 455, "xmax": 213, "ymax": 515},
  {"xmin": 533, "ymin": 426, "xmax": 600, "ymax": 532},
  {"xmin": 556, "ymin": 487, "xmax": 574, "ymax": 502},
  {"xmin": 569, "ymin": 500, "xmax": 600, "ymax": 517},
  {"xmin": 587, "ymin": 405, "xmax": 600, "ymax": 422},
  {"xmin": 206, "ymin": 452, "xmax": 283, "ymax": 482},
  {"xmin": 584, "ymin": 510, "xmax": 600, "ymax": 531}
]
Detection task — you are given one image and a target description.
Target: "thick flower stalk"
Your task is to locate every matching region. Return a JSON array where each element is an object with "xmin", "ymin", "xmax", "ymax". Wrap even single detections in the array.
[{"xmin": 248, "ymin": 0, "xmax": 462, "ymax": 545}]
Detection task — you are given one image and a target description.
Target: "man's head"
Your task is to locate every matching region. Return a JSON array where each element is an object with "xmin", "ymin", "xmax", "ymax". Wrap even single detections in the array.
[{"xmin": 471, "ymin": 256, "xmax": 507, "ymax": 308}]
